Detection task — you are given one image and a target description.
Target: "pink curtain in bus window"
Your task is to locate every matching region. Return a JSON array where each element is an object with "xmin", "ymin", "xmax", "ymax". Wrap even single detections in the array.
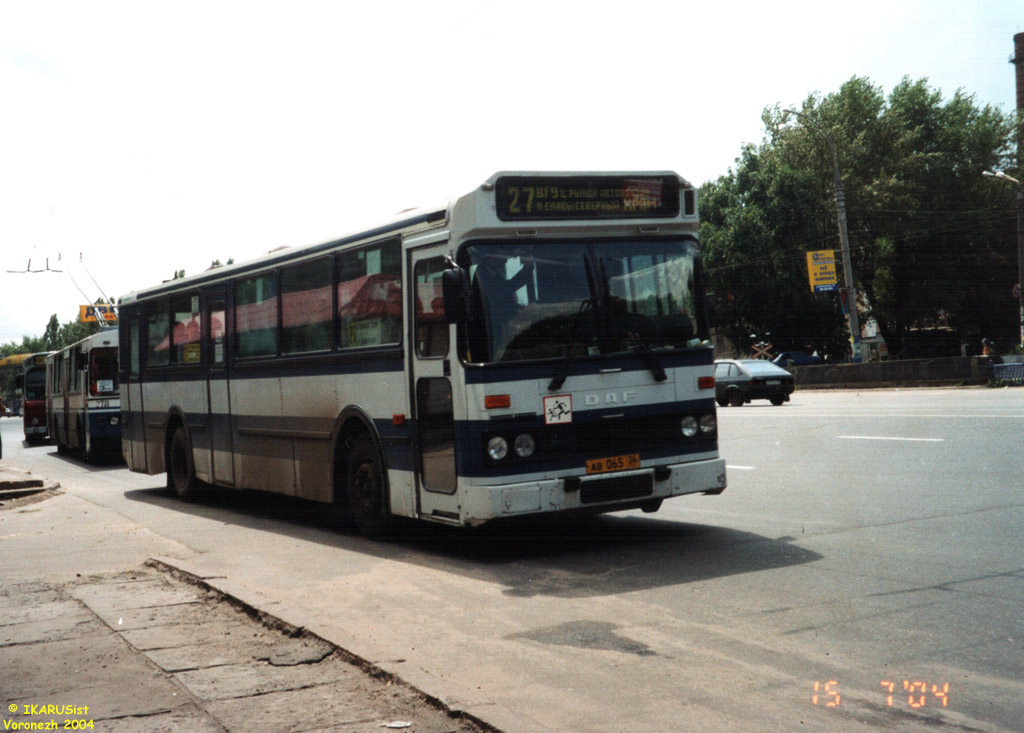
[
  {"xmin": 152, "ymin": 316, "xmax": 200, "ymax": 353},
  {"xmin": 210, "ymin": 315, "xmax": 224, "ymax": 339},
  {"xmin": 416, "ymin": 281, "xmax": 445, "ymax": 322},
  {"xmin": 337, "ymin": 274, "xmax": 401, "ymax": 317},
  {"xmin": 281, "ymin": 285, "xmax": 332, "ymax": 327},
  {"xmin": 175, "ymin": 317, "xmax": 201, "ymax": 345},
  {"xmin": 235, "ymin": 297, "xmax": 277, "ymax": 332}
]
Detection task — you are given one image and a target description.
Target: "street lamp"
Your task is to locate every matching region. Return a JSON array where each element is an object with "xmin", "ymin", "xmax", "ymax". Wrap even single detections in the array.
[
  {"xmin": 982, "ymin": 170, "xmax": 1024, "ymax": 350},
  {"xmin": 783, "ymin": 109, "xmax": 863, "ymax": 363}
]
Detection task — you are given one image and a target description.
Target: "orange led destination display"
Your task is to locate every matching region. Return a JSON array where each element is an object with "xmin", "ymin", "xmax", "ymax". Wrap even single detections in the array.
[{"xmin": 495, "ymin": 175, "xmax": 680, "ymax": 221}]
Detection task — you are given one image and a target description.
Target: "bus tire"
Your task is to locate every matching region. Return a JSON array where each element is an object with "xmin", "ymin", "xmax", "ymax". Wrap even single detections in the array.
[
  {"xmin": 168, "ymin": 426, "xmax": 200, "ymax": 501},
  {"xmin": 346, "ymin": 435, "xmax": 390, "ymax": 537}
]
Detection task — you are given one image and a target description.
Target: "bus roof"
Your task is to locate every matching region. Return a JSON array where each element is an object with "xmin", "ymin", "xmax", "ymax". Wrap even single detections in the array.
[
  {"xmin": 0, "ymin": 354, "xmax": 32, "ymax": 368},
  {"xmin": 120, "ymin": 204, "xmax": 450, "ymax": 304},
  {"xmin": 119, "ymin": 170, "xmax": 693, "ymax": 304}
]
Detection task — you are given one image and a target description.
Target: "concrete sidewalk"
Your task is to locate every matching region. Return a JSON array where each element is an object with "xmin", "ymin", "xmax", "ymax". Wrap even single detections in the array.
[
  {"xmin": 0, "ymin": 464, "xmax": 496, "ymax": 733},
  {"xmin": 1, "ymin": 568, "xmax": 493, "ymax": 732}
]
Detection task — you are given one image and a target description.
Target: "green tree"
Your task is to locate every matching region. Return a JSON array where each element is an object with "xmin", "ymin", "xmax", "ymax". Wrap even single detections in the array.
[
  {"xmin": 701, "ymin": 76, "xmax": 1018, "ymax": 359},
  {"xmin": 42, "ymin": 314, "xmax": 61, "ymax": 351}
]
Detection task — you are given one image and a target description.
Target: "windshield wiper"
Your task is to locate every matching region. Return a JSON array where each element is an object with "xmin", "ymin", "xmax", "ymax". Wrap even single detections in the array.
[
  {"xmin": 628, "ymin": 331, "xmax": 667, "ymax": 383},
  {"xmin": 548, "ymin": 297, "xmax": 592, "ymax": 392}
]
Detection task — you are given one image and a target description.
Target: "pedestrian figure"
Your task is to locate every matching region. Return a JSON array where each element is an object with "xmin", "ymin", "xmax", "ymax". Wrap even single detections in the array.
[{"xmin": 982, "ymin": 338, "xmax": 1004, "ymax": 365}]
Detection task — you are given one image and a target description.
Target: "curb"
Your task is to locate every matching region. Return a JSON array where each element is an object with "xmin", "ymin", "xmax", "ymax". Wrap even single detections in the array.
[
  {"xmin": 145, "ymin": 556, "xmax": 529, "ymax": 733},
  {"xmin": 0, "ymin": 468, "xmax": 60, "ymax": 500}
]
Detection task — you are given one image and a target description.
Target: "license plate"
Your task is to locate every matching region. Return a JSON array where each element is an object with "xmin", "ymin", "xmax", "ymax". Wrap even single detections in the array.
[
  {"xmin": 586, "ymin": 453, "xmax": 641, "ymax": 475},
  {"xmin": 767, "ymin": 380, "xmax": 781, "ymax": 385}
]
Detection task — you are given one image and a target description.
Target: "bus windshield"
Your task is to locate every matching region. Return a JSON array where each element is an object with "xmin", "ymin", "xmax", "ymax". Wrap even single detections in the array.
[
  {"xmin": 89, "ymin": 347, "xmax": 119, "ymax": 396},
  {"xmin": 24, "ymin": 368, "xmax": 46, "ymax": 401},
  {"xmin": 461, "ymin": 239, "xmax": 708, "ymax": 364}
]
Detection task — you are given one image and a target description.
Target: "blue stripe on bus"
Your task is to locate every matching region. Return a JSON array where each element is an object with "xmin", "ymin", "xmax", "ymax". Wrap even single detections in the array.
[
  {"xmin": 125, "ymin": 395, "xmax": 715, "ymax": 481},
  {"xmin": 454, "ymin": 397, "xmax": 717, "ymax": 477},
  {"xmin": 462, "ymin": 350, "xmax": 713, "ymax": 384},
  {"xmin": 133, "ymin": 353, "xmax": 405, "ymax": 383},
  {"xmin": 124, "ymin": 410, "xmax": 415, "ymax": 474}
]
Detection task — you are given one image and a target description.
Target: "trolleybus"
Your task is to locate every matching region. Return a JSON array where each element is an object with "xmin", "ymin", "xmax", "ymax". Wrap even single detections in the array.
[
  {"xmin": 47, "ymin": 329, "xmax": 121, "ymax": 459},
  {"xmin": 118, "ymin": 171, "xmax": 726, "ymax": 533},
  {"xmin": 17, "ymin": 352, "xmax": 52, "ymax": 443}
]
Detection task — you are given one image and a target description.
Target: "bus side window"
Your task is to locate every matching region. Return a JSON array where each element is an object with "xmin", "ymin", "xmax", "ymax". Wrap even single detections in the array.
[
  {"xmin": 129, "ymin": 322, "xmax": 141, "ymax": 378},
  {"xmin": 235, "ymin": 273, "xmax": 279, "ymax": 358},
  {"xmin": 281, "ymin": 259, "xmax": 332, "ymax": 354},
  {"xmin": 336, "ymin": 240, "xmax": 401, "ymax": 349},
  {"xmin": 415, "ymin": 258, "xmax": 449, "ymax": 358},
  {"xmin": 208, "ymin": 303, "xmax": 226, "ymax": 366},
  {"xmin": 148, "ymin": 300, "xmax": 171, "ymax": 367},
  {"xmin": 171, "ymin": 291, "xmax": 202, "ymax": 364}
]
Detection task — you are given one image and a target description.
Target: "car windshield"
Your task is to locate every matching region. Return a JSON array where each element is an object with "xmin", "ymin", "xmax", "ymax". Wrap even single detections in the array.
[{"xmin": 460, "ymin": 239, "xmax": 708, "ymax": 364}]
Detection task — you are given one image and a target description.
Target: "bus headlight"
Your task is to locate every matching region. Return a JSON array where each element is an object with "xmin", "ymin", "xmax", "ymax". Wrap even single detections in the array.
[
  {"xmin": 699, "ymin": 413, "xmax": 717, "ymax": 434},
  {"xmin": 680, "ymin": 416, "xmax": 698, "ymax": 438},
  {"xmin": 514, "ymin": 433, "xmax": 536, "ymax": 458},
  {"xmin": 109, "ymin": 416, "xmax": 120, "ymax": 426},
  {"xmin": 487, "ymin": 436, "xmax": 509, "ymax": 461}
]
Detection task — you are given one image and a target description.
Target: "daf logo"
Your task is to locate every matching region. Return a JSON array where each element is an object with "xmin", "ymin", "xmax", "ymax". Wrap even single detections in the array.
[{"xmin": 584, "ymin": 390, "xmax": 638, "ymax": 406}]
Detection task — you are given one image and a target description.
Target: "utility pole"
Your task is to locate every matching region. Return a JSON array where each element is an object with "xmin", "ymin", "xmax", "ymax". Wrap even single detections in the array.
[
  {"xmin": 1013, "ymin": 33, "xmax": 1024, "ymax": 349},
  {"xmin": 784, "ymin": 109, "xmax": 863, "ymax": 362}
]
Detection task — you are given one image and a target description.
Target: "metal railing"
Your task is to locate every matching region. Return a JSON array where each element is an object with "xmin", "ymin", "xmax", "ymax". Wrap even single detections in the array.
[{"xmin": 991, "ymin": 362, "xmax": 1024, "ymax": 384}]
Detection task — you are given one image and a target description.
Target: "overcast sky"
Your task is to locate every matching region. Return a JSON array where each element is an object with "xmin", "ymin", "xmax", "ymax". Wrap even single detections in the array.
[{"xmin": 1, "ymin": 1, "xmax": 1021, "ymax": 342}]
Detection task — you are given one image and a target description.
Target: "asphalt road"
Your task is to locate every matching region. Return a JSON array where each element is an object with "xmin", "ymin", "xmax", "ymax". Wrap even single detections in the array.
[{"xmin": 1, "ymin": 387, "xmax": 1022, "ymax": 731}]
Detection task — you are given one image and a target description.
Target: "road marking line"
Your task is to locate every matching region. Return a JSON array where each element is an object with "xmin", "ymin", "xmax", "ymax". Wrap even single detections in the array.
[
  {"xmin": 726, "ymin": 465, "xmax": 756, "ymax": 470},
  {"xmin": 837, "ymin": 435, "xmax": 944, "ymax": 442}
]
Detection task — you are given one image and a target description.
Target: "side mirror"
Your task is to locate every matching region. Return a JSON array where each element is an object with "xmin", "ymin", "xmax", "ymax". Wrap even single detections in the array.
[
  {"xmin": 14, "ymin": 374, "xmax": 24, "ymax": 389},
  {"xmin": 442, "ymin": 268, "xmax": 470, "ymax": 324}
]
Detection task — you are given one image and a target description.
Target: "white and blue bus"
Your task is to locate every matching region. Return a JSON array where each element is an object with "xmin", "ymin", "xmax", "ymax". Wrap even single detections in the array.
[
  {"xmin": 46, "ymin": 329, "xmax": 122, "ymax": 459},
  {"xmin": 117, "ymin": 172, "xmax": 726, "ymax": 534}
]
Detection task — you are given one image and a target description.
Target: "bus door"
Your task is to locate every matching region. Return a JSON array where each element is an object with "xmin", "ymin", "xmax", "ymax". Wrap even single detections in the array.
[
  {"xmin": 59, "ymin": 355, "xmax": 71, "ymax": 448},
  {"xmin": 121, "ymin": 314, "xmax": 145, "ymax": 470},
  {"xmin": 205, "ymin": 293, "xmax": 234, "ymax": 485},
  {"xmin": 409, "ymin": 246, "xmax": 459, "ymax": 521}
]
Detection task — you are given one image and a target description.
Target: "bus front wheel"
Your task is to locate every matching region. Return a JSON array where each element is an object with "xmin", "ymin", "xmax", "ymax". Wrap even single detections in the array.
[
  {"xmin": 168, "ymin": 427, "xmax": 200, "ymax": 501},
  {"xmin": 346, "ymin": 436, "xmax": 390, "ymax": 537}
]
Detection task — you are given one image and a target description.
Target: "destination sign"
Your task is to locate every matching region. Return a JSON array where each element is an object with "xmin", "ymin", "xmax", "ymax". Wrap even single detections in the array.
[{"xmin": 495, "ymin": 175, "xmax": 680, "ymax": 221}]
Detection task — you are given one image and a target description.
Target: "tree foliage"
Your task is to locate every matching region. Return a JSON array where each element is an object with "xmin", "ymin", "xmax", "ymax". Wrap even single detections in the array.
[{"xmin": 701, "ymin": 76, "xmax": 1019, "ymax": 359}]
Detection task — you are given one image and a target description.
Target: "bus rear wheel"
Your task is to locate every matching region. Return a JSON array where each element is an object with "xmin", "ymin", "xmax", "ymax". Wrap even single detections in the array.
[
  {"xmin": 346, "ymin": 436, "xmax": 390, "ymax": 537},
  {"xmin": 168, "ymin": 426, "xmax": 200, "ymax": 501}
]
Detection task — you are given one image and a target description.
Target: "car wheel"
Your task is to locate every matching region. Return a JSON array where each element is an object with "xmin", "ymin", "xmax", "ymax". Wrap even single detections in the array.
[
  {"xmin": 770, "ymin": 396, "xmax": 786, "ymax": 406},
  {"xmin": 716, "ymin": 396, "xmax": 728, "ymax": 408},
  {"xmin": 727, "ymin": 388, "xmax": 744, "ymax": 407}
]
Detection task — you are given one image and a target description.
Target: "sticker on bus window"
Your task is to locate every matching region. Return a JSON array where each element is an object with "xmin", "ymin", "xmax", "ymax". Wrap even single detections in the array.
[{"xmin": 544, "ymin": 394, "xmax": 572, "ymax": 425}]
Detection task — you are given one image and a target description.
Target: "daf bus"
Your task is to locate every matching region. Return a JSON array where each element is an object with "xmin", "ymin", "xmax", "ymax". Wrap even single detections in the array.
[
  {"xmin": 47, "ymin": 329, "xmax": 121, "ymax": 459},
  {"xmin": 118, "ymin": 172, "xmax": 726, "ymax": 534}
]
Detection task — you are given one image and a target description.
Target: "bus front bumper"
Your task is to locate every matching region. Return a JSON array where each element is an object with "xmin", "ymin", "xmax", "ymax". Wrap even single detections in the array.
[{"xmin": 461, "ymin": 456, "xmax": 727, "ymax": 526}]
